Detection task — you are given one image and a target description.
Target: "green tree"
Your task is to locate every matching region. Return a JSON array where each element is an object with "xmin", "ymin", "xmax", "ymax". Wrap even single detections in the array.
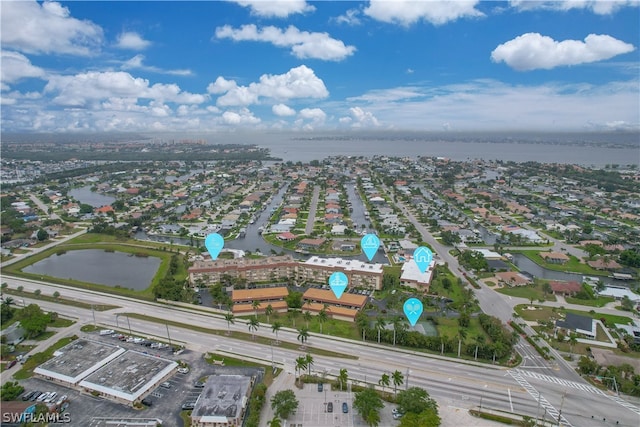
[
  {"xmin": 304, "ymin": 353, "xmax": 314, "ymax": 376},
  {"xmin": 375, "ymin": 316, "xmax": 386, "ymax": 344},
  {"xmin": 1, "ymin": 381, "xmax": 25, "ymax": 401},
  {"xmin": 303, "ymin": 310, "xmax": 312, "ymax": 328},
  {"xmin": 270, "ymin": 389, "xmax": 299, "ymax": 419},
  {"xmin": 16, "ymin": 304, "xmax": 49, "ymax": 338},
  {"xmin": 248, "ymin": 317, "xmax": 259, "ymax": 340},
  {"xmin": 52, "ymin": 291, "xmax": 60, "ymax": 299},
  {"xmin": 392, "ymin": 315, "xmax": 406, "ymax": 346},
  {"xmin": 272, "ymin": 322, "xmax": 282, "ymax": 343},
  {"xmin": 297, "ymin": 327, "xmax": 309, "ymax": 347},
  {"xmin": 251, "ymin": 300, "xmax": 261, "ymax": 317},
  {"xmin": 338, "ymin": 368, "xmax": 348, "ymax": 391},
  {"xmin": 295, "ymin": 356, "xmax": 307, "ymax": 383},
  {"xmin": 317, "ymin": 308, "xmax": 328, "ymax": 334},
  {"xmin": 267, "ymin": 416, "xmax": 282, "ymax": 427},
  {"xmin": 285, "ymin": 291, "xmax": 303, "ymax": 309},
  {"xmin": 378, "ymin": 373, "xmax": 390, "ymax": 394},
  {"xmin": 224, "ymin": 312, "xmax": 235, "ymax": 335},
  {"xmin": 36, "ymin": 228, "xmax": 48, "ymax": 241},
  {"xmin": 1, "ymin": 297, "xmax": 15, "ymax": 324},
  {"xmin": 397, "ymin": 387, "xmax": 439, "ymax": 416},
  {"xmin": 457, "ymin": 328, "xmax": 467, "ymax": 358},
  {"xmin": 392, "ymin": 370, "xmax": 404, "ymax": 396},
  {"xmin": 353, "ymin": 387, "xmax": 384, "ymax": 427},
  {"xmin": 399, "ymin": 410, "xmax": 442, "ymax": 427},
  {"xmin": 265, "ymin": 304, "xmax": 274, "ymax": 323}
]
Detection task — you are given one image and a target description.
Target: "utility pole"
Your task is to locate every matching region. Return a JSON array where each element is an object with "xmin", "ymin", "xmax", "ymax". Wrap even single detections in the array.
[
  {"xmin": 126, "ymin": 315, "xmax": 132, "ymax": 336},
  {"xmin": 91, "ymin": 304, "xmax": 96, "ymax": 326},
  {"xmin": 557, "ymin": 392, "xmax": 566, "ymax": 426}
]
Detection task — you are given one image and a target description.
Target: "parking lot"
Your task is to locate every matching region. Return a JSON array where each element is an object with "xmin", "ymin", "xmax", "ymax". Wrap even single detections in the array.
[
  {"xmin": 264, "ymin": 378, "xmax": 399, "ymax": 427},
  {"xmin": 15, "ymin": 330, "xmax": 223, "ymax": 426}
]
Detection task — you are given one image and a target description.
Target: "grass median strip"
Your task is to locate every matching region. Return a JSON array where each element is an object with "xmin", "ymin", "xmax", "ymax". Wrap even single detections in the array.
[
  {"xmin": 123, "ymin": 313, "xmax": 358, "ymax": 360},
  {"xmin": 3, "ymin": 288, "xmax": 119, "ymax": 311}
]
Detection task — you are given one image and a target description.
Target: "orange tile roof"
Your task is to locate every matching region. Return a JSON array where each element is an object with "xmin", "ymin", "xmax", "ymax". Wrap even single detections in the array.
[
  {"xmin": 233, "ymin": 300, "xmax": 288, "ymax": 314},
  {"xmin": 302, "ymin": 302, "xmax": 359, "ymax": 319},
  {"xmin": 232, "ymin": 287, "xmax": 289, "ymax": 302},
  {"xmin": 302, "ymin": 288, "xmax": 367, "ymax": 308}
]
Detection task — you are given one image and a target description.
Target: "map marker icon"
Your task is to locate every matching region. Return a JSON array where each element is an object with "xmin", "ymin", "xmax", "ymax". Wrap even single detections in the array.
[
  {"xmin": 361, "ymin": 234, "xmax": 380, "ymax": 262},
  {"xmin": 329, "ymin": 272, "xmax": 348, "ymax": 299},
  {"xmin": 205, "ymin": 233, "xmax": 224, "ymax": 260},
  {"xmin": 403, "ymin": 298, "xmax": 423, "ymax": 327}
]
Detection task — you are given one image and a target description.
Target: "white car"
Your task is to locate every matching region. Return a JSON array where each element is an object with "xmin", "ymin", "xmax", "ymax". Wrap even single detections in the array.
[{"xmin": 178, "ymin": 367, "xmax": 189, "ymax": 374}]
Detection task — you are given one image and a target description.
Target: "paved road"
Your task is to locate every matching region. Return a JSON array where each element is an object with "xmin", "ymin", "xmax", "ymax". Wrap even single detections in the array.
[
  {"xmin": 306, "ymin": 186, "xmax": 320, "ymax": 235},
  {"xmin": 29, "ymin": 193, "xmax": 61, "ymax": 221},
  {"xmin": 2, "ymin": 277, "xmax": 639, "ymax": 427}
]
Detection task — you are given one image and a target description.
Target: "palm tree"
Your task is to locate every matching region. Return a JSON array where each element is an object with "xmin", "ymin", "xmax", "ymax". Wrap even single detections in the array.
[
  {"xmin": 474, "ymin": 335, "xmax": 485, "ymax": 360},
  {"xmin": 317, "ymin": 308, "xmax": 328, "ymax": 334},
  {"xmin": 569, "ymin": 332, "xmax": 578, "ymax": 359},
  {"xmin": 391, "ymin": 370, "xmax": 404, "ymax": 396},
  {"xmin": 297, "ymin": 327, "xmax": 309, "ymax": 348},
  {"xmin": 304, "ymin": 353, "xmax": 314, "ymax": 376},
  {"xmin": 288, "ymin": 310, "xmax": 298, "ymax": 328},
  {"xmin": 303, "ymin": 310, "xmax": 312, "ymax": 328},
  {"xmin": 440, "ymin": 334, "xmax": 449, "ymax": 355},
  {"xmin": 265, "ymin": 304, "xmax": 274, "ymax": 323},
  {"xmin": 248, "ymin": 317, "xmax": 259, "ymax": 340},
  {"xmin": 272, "ymin": 321, "xmax": 282, "ymax": 344},
  {"xmin": 251, "ymin": 300, "xmax": 261, "ymax": 317},
  {"xmin": 457, "ymin": 328, "xmax": 468, "ymax": 358},
  {"xmin": 224, "ymin": 312, "xmax": 235, "ymax": 335},
  {"xmin": 378, "ymin": 373, "xmax": 390, "ymax": 394},
  {"xmin": 375, "ymin": 316, "xmax": 386, "ymax": 344},
  {"xmin": 338, "ymin": 368, "xmax": 348, "ymax": 391},
  {"xmin": 295, "ymin": 356, "xmax": 307, "ymax": 384},
  {"xmin": 267, "ymin": 416, "xmax": 282, "ymax": 427},
  {"xmin": 392, "ymin": 315, "xmax": 405, "ymax": 346}
]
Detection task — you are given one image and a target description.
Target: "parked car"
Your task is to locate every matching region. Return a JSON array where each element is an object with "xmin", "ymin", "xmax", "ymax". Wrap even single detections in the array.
[
  {"xmin": 141, "ymin": 398, "xmax": 153, "ymax": 406},
  {"xmin": 342, "ymin": 402, "xmax": 348, "ymax": 413},
  {"xmin": 160, "ymin": 382, "xmax": 171, "ymax": 389},
  {"xmin": 181, "ymin": 402, "xmax": 196, "ymax": 410},
  {"xmin": 317, "ymin": 383, "xmax": 323, "ymax": 392},
  {"xmin": 178, "ymin": 367, "xmax": 189, "ymax": 374},
  {"xmin": 7, "ymin": 360, "xmax": 17, "ymax": 368},
  {"xmin": 327, "ymin": 402, "xmax": 333, "ymax": 413},
  {"xmin": 29, "ymin": 391, "xmax": 42, "ymax": 402},
  {"xmin": 22, "ymin": 391, "xmax": 36, "ymax": 401}
]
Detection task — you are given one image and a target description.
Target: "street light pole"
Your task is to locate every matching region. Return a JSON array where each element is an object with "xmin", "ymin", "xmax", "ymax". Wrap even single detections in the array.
[
  {"xmin": 165, "ymin": 323, "xmax": 172, "ymax": 348},
  {"xmin": 91, "ymin": 304, "xmax": 96, "ymax": 326},
  {"xmin": 126, "ymin": 315, "xmax": 132, "ymax": 336}
]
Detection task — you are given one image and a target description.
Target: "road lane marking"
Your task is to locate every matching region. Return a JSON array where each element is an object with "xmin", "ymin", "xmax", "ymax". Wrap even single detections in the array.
[{"xmin": 508, "ymin": 388, "xmax": 514, "ymax": 412}]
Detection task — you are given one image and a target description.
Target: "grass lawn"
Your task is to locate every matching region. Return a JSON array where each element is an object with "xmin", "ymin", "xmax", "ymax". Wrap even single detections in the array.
[
  {"xmin": 2, "ymin": 235, "xmax": 188, "ymax": 300},
  {"xmin": 515, "ymin": 304, "xmax": 634, "ymax": 326},
  {"xmin": 124, "ymin": 312, "xmax": 358, "ymax": 360},
  {"xmin": 3, "ymin": 288, "xmax": 119, "ymax": 311},
  {"xmin": 516, "ymin": 250, "xmax": 606, "ymax": 276},
  {"xmin": 49, "ymin": 317, "xmax": 75, "ymax": 328},
  {"xmin": 565, "ymin": 296, "xmax": 615, "ymax": 307},
  {"xmin": 496, "ymin": 284, "xmax": 557, "ymax": 302},
  {"xmin": 204, "ymin": 352, "xmax": 280, "ymax": 386},
  {"xmin": 249, "ymin": 312, "xmax": 361, "ymax": 341}
]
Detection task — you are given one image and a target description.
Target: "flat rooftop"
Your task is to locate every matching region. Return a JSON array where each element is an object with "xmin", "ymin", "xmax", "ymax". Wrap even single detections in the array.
[
  {"xmin": 303, "ymin": 256, "xmax": 384, "ymax": 274},
  {"xmin": 35, "ymin": 339, "xmax": 125, "ymax": 384},
  {"xmin": 192, "ymin": 375, "xmax": 251, "ymax": 421},
  {"xmin": 80, "ymin": 350, "xmax": 177, "ymax": 402}
]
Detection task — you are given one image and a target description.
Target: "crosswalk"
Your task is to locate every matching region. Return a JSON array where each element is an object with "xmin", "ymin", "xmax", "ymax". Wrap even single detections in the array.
[
  {"xmin": 515, "ymin": 369, "xmax": 606, "ymax": 396},
  {"xmin": 509, "ymin": 370, "xmax": 572, "ymax": 427},
  {"xmin": 514, "ymin": 369, "xmax": 640, "ymax": 416}
]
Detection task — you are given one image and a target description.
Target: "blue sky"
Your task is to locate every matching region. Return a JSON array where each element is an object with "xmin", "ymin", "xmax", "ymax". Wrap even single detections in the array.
[{"xmin": 1, "ymin": 0, "xmax": 638, "ymax": 133}]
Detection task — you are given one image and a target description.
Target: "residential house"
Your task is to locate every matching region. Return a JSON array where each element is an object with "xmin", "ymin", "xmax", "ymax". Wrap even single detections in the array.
[
  {"xmin": 540, "ymin": 252, "xmax": 570, "ymax": 264},
  {"xmin": 549, "ymin": 281, "xmax": 582, "ymax": 296}
]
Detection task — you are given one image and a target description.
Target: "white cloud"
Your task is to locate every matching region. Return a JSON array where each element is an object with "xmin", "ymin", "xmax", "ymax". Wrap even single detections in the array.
[
  {"xmin": 121, "ymin": 55, "xmax": 193, "ymax": 76},
  {"xmin": 347, "ymin": 107, "xmax": 380, "ymax": 127},
  {"xmin": 364, "ymin": 0, "xmax": 483, "ymax": 26},
  {"xmin": 116, "ymin": 31, "xmax": 151, "ymax": 50},
  {"xmin": 334, "ymin": 9, "xmax": 362, "ymax": 25},
  {"xmin": 298, "ymin": 108, "xmax": 327, "ymax": 122},
  {"xmin": 491, "ymin": 33, "xmax": 636, "ymax": 71},
  {"xmin": 44, "ymin": 71, "xmax": 207, "ymax": 107},
  {"xmin": 0, "ymin": 0, "xmax": 103, "ymax": 56},
  {"xmin": 1, "ymin": 50, "xmax": 46, "ymax": 86},
  {"xmin": 509, "ymin": 0, "xmax": 639, "ymax": 15},
  {"xmin": 207, "ymin": 77, "xmax": 238, "ymax": 94},
  {"xmin": 215, "ymin": 24, "xmax": 356, "ymax": 61},
  {"xmin": 230, "ymin": 0, "xmax": 315, "ymax": 17},
  {"xmin": 222, "ymin": 108, "xmax": 261, "ymax": 125},
  {"xmin": 348, "ymin": 79, "xmax": 639, "ymax": 131},
  {"xmin": 272, "ymin": 103, "xmax": 296, "ymax": 116},
  {"xmin": 213, "ymin": 65, "xmax": 328, "ymax": 106}
]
